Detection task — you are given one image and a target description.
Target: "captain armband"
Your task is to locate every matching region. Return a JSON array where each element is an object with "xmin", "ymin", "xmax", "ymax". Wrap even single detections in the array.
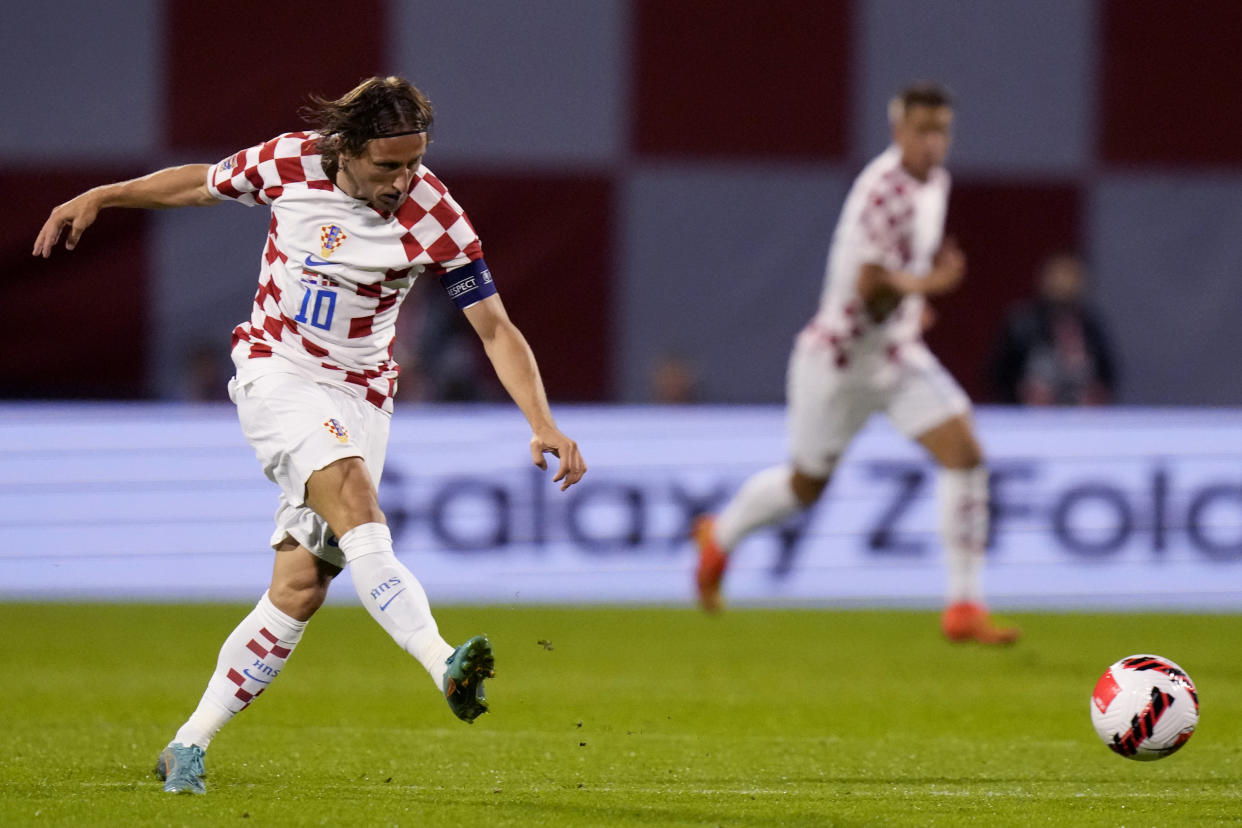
[{"xmin": 440, "ymin": 258, "xmax": 497, "ymax": 310}]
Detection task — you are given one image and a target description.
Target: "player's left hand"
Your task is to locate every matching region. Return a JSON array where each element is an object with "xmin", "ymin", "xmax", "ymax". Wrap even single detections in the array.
[
  {"xmin": 530, "ymin": 429, "xmax": 587, "ymax": 491},
  {"xmin": 928, "ymin": 236, "xmax": 966, "ymax": 294}
]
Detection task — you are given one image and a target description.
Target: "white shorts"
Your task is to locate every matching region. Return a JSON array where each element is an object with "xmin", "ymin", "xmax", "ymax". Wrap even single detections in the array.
[
  {"xmin": 230, "ymin": 371, "xmax": 391, "ymax": 568},
  {"xmin": 787, "ymin": 333, "xmax": 970, "ymax": 478}
]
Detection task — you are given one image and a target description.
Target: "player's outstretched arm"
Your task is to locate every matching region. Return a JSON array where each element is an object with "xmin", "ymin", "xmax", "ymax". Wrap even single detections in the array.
[
  {"xmin": 33, "ymin": 164, "xmax": 217, "ymax": 258},
  {"xmin": 463, "ymin": 294, "xmax": 587, "ymax": 490}
]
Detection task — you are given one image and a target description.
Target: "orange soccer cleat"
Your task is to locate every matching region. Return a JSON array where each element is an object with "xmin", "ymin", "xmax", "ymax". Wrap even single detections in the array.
[
  {"xmin": 940, "ymin": 601, "xmax": 1021, "ymax": 645},
  {"xmin": 693, "ymin": 516, "xmax": 728, "ymax": 613}
]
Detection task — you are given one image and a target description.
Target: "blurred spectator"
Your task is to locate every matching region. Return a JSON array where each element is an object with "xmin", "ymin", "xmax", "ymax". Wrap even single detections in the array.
[
  {"xmin": 990, "ymin": 253, "xmax": 1118, "ymax": 405},
  {"xmin": 649, "ymin": 352, "xmax": 700, "ymax": 403}
]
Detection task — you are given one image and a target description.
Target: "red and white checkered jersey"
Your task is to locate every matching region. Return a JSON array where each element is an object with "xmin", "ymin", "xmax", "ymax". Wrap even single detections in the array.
[
  {"xmin": 808, "ymin": 145, "xmax": 949, "ymax": 362},
  {"xmin": 207, "ymin": 131, "xmax": 484, "ymax": 413}
]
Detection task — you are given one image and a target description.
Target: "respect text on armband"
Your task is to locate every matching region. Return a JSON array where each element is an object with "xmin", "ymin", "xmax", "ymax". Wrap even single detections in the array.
[{"xmin": 445, "ymin": 268, "xmax": 492, "ymax": 299}]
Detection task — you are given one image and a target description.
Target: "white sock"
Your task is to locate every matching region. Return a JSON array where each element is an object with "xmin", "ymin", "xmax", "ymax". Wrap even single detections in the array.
[
  {"xmin": 714, "ymin": 465, "xmax": 802, "ymax": 552},
  {"xmin": 173, "ymin": 591, "xmax": 305, "ymax": 750},
  {"xmin": 939, "ymin": 466, "xmax": 989, "ymax": 604},
  {"xmin": 339, "ymin": 522, "xmax": 454, "ymax": 687}
]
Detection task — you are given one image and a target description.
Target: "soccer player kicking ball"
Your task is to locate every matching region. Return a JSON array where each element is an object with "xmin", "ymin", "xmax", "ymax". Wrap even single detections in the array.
[
  {"xmin": 694, "ymin": 82, "xmax": 1016, "ymax": 645},
  {"xmin": 33, "ymin": 76, "xmax": 587, "ymax": 794}
]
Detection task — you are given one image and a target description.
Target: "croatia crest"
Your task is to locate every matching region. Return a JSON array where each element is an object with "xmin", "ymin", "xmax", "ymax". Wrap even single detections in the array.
[
  {"xmin": 323, "ymin": 418, "xmax": 349, "ymax": 444},
  {"xmin": 319, "ymin": 224, "xmax": 348, "ymax": 259}
]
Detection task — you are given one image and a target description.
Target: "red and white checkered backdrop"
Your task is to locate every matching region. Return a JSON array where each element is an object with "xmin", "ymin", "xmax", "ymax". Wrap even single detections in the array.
[{"xmin": 3, "ymin": 0, "xmax": 1242, "ymax": 405}]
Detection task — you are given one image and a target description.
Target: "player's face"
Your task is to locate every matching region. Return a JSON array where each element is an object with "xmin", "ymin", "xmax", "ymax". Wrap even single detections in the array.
[
  {"xmin": 894, "ymin": 104, "xmax": 953, "ymax": 181},
  {"xmin": 337, "ymin": 132, "xmax": 428, "ymax": 212}
]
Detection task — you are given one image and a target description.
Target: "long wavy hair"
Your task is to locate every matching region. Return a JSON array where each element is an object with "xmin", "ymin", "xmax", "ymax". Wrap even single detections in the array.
[{"xmin": 301, "ymin": 76, "xmax": 434, "ymax": 173}]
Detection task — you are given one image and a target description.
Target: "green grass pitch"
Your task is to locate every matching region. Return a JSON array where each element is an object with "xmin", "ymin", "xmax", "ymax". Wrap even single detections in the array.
[{"xmin": 2, "ymin": 603, "xmax": 1239, "ymax": 826}]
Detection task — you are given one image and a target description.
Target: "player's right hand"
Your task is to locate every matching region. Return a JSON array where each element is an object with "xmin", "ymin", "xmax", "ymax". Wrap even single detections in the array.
[
  {"xmin": 32, "ymin": 192, "xmax": 100, "ymax": 258},
  {"xmin": 863, "ymin": 283, "xmax": 903, "ymax": 322},
  {"xmin": 857, "ymin": 263, "xmax": 904, "ymax": 322}
]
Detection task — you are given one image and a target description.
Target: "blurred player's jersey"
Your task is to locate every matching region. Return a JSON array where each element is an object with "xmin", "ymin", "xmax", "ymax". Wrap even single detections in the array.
[
  {"xmin": 207, "ymin": 132, "xmax": 485, "ymax": 413},
  {"xmin": 808, "ymin": 145, "xmax": 949, "ymax": 368}
]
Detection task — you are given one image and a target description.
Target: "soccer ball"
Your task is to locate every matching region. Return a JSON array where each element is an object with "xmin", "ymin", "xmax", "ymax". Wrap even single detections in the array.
[{"xmin": 1090, "ymin": 654, "xmax": 1198, "ymax": 761}]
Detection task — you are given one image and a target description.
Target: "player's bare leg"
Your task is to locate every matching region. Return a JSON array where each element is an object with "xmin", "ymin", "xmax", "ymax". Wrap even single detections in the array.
[
  {"xmin": 268, "ymin": 537, "xmax": 340, "ymax": 620},
  {"xmin": 695, "ymin": 465, "xmax": 828, "ymax": 612},
  {"xmin": 917, "ymin": 415, "xmax": 1019, "ymax": 645},
  {"xmin": 158, "ymin": 540, "xmax": 331, "ymax": 793},
  {"xmin": 306, "ymin": 457, "xmax": 493, "ymax": 721}
]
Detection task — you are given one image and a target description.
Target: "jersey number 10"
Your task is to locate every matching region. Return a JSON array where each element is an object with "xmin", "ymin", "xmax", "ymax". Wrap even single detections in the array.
[{"xmin": 295, "ymin": 287, "xmax": 336, "ymax": 331}]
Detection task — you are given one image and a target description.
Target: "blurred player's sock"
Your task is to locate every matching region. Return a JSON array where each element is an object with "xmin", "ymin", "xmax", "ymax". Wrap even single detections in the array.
[
  {"xmin": 937, "ymin": 466, "xmax": 1018, "ymax": 643},
  {"xmin": 173, "ymin": 590, "xmax": 305, "ymax": 749},
  {"xmin": 714, "ymin": 464, "xmax": 801, "ymax": 551},
  {"xmin": 339, "ymin": 522, "xmax": 455, "ymax": 686},
  {"xmin": 937, "ymin": 466, "xmax": 989, "ymax": 604}
]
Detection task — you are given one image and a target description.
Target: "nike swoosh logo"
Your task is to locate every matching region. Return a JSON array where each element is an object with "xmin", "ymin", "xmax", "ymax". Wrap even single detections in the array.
[
  {"xmin": 304, "ymin": 254, "xmax": 337, "ymax": 267},
  {"xmin": 242, "ymin": 669, "xmax": 273, "ymax": 684},
  {"xmin": 378, "ymin": 587, "xmax": 407, "ymax": 611}
]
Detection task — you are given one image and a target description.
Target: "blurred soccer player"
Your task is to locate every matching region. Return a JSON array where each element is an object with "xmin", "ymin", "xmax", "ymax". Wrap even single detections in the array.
[
  {"xmin": 694, "ymin": 82, "xmax": 1016, "ymax": 645},
  {"xmin": 34, "ymin": 76, "xmax": 587, "ymax": 794}
]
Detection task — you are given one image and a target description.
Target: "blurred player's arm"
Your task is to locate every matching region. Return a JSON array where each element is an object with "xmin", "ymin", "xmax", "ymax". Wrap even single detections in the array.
[
  {"xmin": 857, "ymin": 237, "xmax": 966, "ymax": 321},
  {"xmin": 33, "ymin": 164, "xmax": 217, "ymax": 258},
  {"xmin": 462, "ymin": 293, "xmax": 587, "ymax": 490}
]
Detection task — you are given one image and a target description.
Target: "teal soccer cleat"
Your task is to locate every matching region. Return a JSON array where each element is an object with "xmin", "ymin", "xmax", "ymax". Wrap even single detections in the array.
[
  {"xmin": 154, "ymin": 742, "xmax": 206, "ymax": 794},
  {"xmin": 443, "ymin": 635, "xmax": 495, "ymax": 723}
]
